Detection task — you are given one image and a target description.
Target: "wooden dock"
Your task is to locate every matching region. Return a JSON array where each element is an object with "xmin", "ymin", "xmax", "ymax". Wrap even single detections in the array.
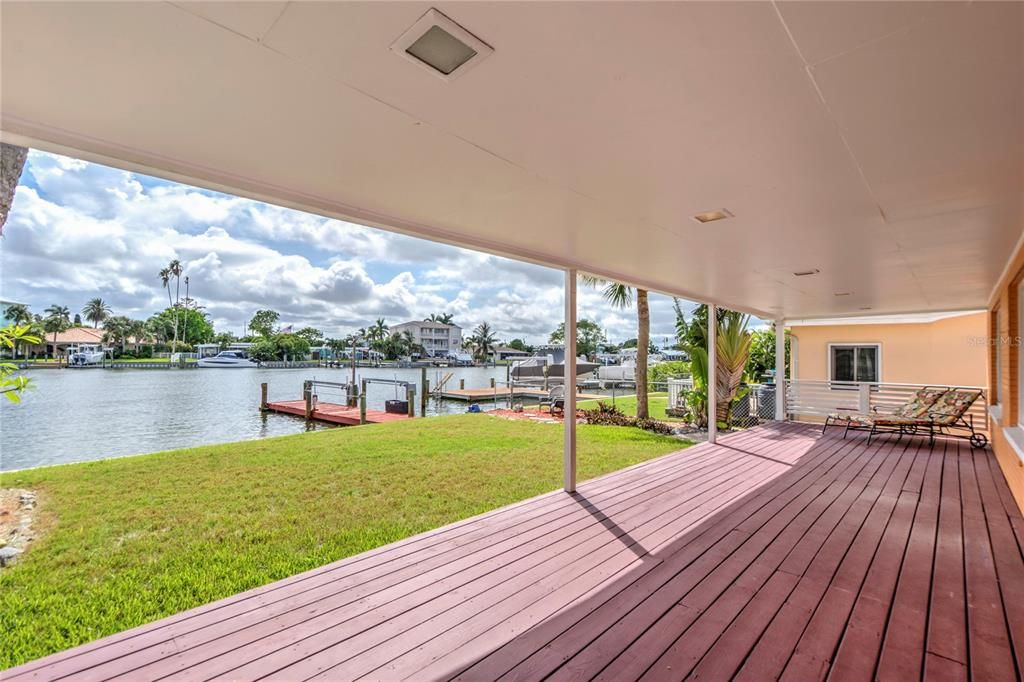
[
  {"xmin": 439, "ymin": 387, "xmax": 606, "ymax": 401},
  {"xmin": 264, "ymin": 400, "xmax": 409, "ymax": 426}
]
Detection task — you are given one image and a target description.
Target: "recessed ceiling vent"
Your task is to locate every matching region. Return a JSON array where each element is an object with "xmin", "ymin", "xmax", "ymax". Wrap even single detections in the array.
[
  {"xmin": 692, "ymin": 209, "xmax": 733, "ymax": 224},
  {"xmin": 391, "ymin": 8, "xmax": 493, "ymax": 81}
]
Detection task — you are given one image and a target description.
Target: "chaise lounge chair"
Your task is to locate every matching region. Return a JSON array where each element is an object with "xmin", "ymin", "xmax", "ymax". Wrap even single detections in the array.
[{"xmin": 826, "ymin": 387, "xmax": 987, "ymax": 449}]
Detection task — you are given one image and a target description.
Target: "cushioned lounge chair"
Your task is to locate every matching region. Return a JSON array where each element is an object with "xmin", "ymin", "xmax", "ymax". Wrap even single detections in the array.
[
  {"xmin": 823, "ymin": 386, "xmax": 946, "ymax": 434},
  {"xmin": 831, "ymin": 388, "xmax": 987, "ymax": 449}
]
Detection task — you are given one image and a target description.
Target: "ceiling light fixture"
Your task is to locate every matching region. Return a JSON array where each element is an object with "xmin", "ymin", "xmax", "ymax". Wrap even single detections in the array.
[
  {"xmin": 834, "ymin": 292, "xmax": 852, "ymax": 297},
  {"xmin": 793, "ymin": 269, "xmax": 820, "ymax": 277},
  {"xmin": 692, "ymin": 209, "xmax": 733, "ymax": 224},
  {"xmin": 391, "ymin": 8, "xmax": 493, "ymax": 81}
]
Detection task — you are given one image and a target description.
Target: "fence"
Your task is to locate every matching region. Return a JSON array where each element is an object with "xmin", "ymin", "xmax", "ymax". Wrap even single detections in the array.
[{"xmin": 785, "ymin": 380, "xmax": 988, "ymax": 431}]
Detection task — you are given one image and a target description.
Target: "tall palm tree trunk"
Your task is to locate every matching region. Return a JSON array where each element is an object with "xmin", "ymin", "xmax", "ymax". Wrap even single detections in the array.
[
  {"xmin": 0, "ymin": 143, "xmax": 28, "ymax": 235},
  {"xmin": 171, "ymin": 274, "xmax": 180, "ymax": 354},
  {"xmin": 635, "ymin": 288, "xmax": 650, "ymax": 419}
]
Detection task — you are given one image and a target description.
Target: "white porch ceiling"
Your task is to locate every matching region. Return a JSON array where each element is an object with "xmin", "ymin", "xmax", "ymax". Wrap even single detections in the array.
[{"xmin": 1, "ymin": 1, "xmax": 1021, "ymax": 319}]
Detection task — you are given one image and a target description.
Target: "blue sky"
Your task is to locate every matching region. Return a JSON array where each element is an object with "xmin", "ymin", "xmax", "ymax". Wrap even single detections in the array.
[{"xmin": 1, "ymin": 150, "xmax": 699, "ymax": 344}]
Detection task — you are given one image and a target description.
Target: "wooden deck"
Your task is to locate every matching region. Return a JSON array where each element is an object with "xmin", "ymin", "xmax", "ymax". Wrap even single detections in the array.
[
  {"xmin": 264, "ymin": 400, "xmax": 410, "ymax": 425},
  {"xmin": 7, "ymin": 423, "xmax": 1024, "ymax": 680}
]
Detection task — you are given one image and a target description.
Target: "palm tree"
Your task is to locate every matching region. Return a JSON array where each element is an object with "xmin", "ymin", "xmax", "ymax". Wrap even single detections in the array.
[
  {"xmin": 102, "ymin": 315, "xmax": 132, "ymax": 354},
  {"xmin": 427, "ymin": 313, "xmax": 454, "ymax": 325},
  {"xmin": 469, "ymin": 322, "xmax": 497, "ymax": 363},
  {"xmin": 168, "ymin": 260, "xmax": 183, "ymax": 353},
  {"xmin": 4, "ymin": 303, "xmax": 31, "ymax": 326},
  {"xmin": 82, "ymin": 298, "xmax": 112, "ymax": 328},
  {"xmin": 43, "ymin": 304, "xmax": 71, "ymax": 360},
  {"xmin": 582, "ymin": 276, "xmax": 651, "ymax": 419},
  {"xmin": 3, "ymin": 303, "xmax": 31, "ymax": 358}
]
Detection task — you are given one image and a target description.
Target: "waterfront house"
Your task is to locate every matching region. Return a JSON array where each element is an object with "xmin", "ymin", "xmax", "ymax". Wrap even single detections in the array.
[
  {"xmin": 390, "ymin": 319, "xmax": 462, "ymax": 358},
  {"xmin": 2, "ymin": 2, "xmax": 1022, "ymax": 678}
]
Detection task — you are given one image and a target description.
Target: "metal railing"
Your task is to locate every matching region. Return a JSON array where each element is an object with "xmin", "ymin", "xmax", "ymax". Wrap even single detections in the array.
[{"xmin": 785, "ymin": 380, "xmax": 988, "ymax": 431}]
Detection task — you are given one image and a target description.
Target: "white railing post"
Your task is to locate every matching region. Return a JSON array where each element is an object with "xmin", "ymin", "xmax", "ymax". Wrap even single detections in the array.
[
  {"xmin": 708, "ymin": 303, "xmax": 717, "ymax": 444},
  {"xmin": 858, "ymin": 382, "xmax": 871, "ymax": 413},
  {"xmin": 564, "ymin": 269, "xmax": 577, "ymax": 492},
  {"xmin": 775, "ymin": 317, "xmax": 786, "ymax": 421}
]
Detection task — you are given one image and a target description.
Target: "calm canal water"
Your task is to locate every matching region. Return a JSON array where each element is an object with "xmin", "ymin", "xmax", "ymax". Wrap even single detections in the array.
[{"xmin": 0, "ymin": 365, "xmax": 514, "ymax": 471}]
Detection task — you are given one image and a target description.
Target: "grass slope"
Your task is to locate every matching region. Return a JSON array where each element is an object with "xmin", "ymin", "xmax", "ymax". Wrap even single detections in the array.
[{"xmin": 0, "ymin": 414, "xmax": 684, "ymax": 668}]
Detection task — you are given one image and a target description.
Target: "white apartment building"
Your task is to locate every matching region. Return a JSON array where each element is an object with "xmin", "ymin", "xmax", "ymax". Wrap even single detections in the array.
[{"xmin": 390, "ymin": 320, "xmax": 462, "ymax": 358}]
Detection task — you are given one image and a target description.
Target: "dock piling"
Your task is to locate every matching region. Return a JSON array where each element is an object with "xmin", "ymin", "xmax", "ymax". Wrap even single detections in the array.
[
  {"xmin": 460, "ymin": 378, "xmax": 465, "ymax": 390},
  {"xmin": 407, "ymin": 386, "xmax": 416, "ymax": 418},
  {"xmin": 420, "ymin": 367, "xmax": 427, "ymax": 415},
  {"xmin": 260, "ymin": 382, "xmax": 269, "ymax": 411},
  {"xmin": 303, "ymin": 380, "xmax": 313, "ymax": 420}
]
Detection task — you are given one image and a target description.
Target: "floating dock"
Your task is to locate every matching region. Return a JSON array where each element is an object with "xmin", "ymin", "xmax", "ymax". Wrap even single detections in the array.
[
  {"xmin": 264, "ymin": 400, "xmax": 409, "ymax": 425},
  {"xmin": 438, "ymin": 387, "xmax": 606, "ymax": 402}
]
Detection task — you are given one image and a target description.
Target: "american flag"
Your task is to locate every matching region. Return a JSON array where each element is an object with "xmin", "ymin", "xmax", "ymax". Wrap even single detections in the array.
[{"xmin": 281, "ymin": 325, "xmax": 293, "ymax": 333}]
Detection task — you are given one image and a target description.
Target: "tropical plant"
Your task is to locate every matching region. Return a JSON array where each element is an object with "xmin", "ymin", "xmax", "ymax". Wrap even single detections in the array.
[
  {"xmin": 648, "ymin": 360, "xmax": 691, "ymax": 384},
  {"xmin": 0, "ymin": 324, "xmax": 40, "ymax": 402},
  {"xmin": 365, "ymin": 319, "xmax": 390, "ymax": 362},
  {"xmin": 581, "ymin": 275, "xmax": 651, "ymax": 419},
  {"xmin": 746, "ymin": 326, "xmax": 790, "ymax": 383},
  {"xmin": 427, "ymin": 313, "xmax": 455, "ymax": 325},
  {"xmin": 147, "ymin": 307, "xmax": 214, "ymax": 346},
  {"xmin": 3, "ymin": 304, "xmax": 32, "ymax": 358},
  {"xmin": 248, "ymin": 309, "xmax": 280, "ymax": 337},
  {"xmin": 82, "ymin": 298, "xmax": 112, "ymax": 328},
  {"xmin": 4, "ymin": 303, "xmax": 31, "ymax": 326},
  {"xmin": 713, "ymin": 314, "xmax": 752, "ymax": 425},
  {"xmin": 42, "ymin": 305, "xmax": 71, "ymax": 358},
  {"xmin": 468, "ymin": 322, "xmax": 497, "ymax": 362},
  {"xmin": 101, "ymin": 316, "xmax": 134, "ymax": 354},
  {"xmin": 673, "ymin": 298, "xmax": 689, "ymax": 349}
]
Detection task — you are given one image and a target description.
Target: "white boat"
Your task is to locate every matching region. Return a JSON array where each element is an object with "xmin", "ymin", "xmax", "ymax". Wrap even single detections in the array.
[
  {"xmin": 68, "ymin": 344, "xmax": 107, "ymax": 366},
  {"xmin": 511, "ymin": 347, "xmax": 599, "ymax": 383},
  {"xmin": 197, "ymin": 350, "xmax": 259, "ymax": 368}
]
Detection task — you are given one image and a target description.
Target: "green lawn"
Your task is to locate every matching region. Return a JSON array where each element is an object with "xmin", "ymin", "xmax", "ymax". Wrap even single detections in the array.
[
  {"xmin": 0, "ymin": 415, "xmax": 686, "ymax": 668},
  {"xmin": 578, "ymin": 392, "xmax": 686, "ymax": 422}
]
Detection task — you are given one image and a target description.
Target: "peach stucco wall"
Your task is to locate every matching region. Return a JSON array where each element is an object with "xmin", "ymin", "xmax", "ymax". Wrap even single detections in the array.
[
  {"xmin": 987, "ymin": 233, "xmax": 1024, "ymax": 514},
  {"xmin": 790, "ymin": 312, "xmax": 987, "ymax": 387}
]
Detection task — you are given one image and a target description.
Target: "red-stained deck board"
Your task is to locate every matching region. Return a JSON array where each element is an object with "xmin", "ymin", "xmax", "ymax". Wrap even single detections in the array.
[
  {"xmin": 265, "ymin": 399, "xmax": 410, "ymax": 425},
  {"xmin": 6, "ymin": 423, "xmax": 1024, "ymax": 682}
]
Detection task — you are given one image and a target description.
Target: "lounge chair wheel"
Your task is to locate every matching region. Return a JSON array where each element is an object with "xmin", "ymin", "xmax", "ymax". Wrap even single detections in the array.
[{"xmin": 970, "ymin": 433, "xmax": 988, "ymax": 449}]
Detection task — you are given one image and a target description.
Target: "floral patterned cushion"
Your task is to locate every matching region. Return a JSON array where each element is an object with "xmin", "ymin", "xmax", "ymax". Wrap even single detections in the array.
[
  {"xmin": 927, "ymin": 389, "xmax": 982, "ymax": 424},
  {"xmin": 892, "ymin": 388, "xmax": 947, "ymax": 419}
]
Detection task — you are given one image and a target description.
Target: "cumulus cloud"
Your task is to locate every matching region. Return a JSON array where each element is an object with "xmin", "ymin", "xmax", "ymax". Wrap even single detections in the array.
[{"xmin": 0, "ymin": 151, "xmax": 697, "ymax": 343}]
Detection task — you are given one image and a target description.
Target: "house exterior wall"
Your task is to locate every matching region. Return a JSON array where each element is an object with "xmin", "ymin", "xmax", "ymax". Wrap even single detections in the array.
[
  {"xmin": 790, "ymin": 313, "xmax": 987, "ymax": 387},
  {"xmin": 390, "ymin": 321, "xmax": 462, "ymax": 357},
  {"xmin": 987, "ymin": 235, "xmax": 1024, "ymax": 514}
]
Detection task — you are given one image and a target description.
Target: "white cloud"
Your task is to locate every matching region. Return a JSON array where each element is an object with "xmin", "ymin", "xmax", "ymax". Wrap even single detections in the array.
[{"xmin": 1, "ymin": 151, "xmax": 703, "ymax": 343}]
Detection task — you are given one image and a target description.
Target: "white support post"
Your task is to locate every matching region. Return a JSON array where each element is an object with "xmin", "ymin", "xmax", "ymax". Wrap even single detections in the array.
[
  {"xmin": 775, "ymin": 318, "xmax": 786, "ymax": 421},
  {"xmin": 708, "ymin": 303, "xmax": 717, "ymax": 444},
  {"xmin": 564, "ymin": 269, "xmax": 577, "ymax": 492}
]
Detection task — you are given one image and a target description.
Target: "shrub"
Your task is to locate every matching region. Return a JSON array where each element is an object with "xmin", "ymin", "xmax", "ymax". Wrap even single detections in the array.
[
  {"xmin": 648, "ymin": 360, "xmax": 690, "ymax": 384},
  {"xmin": 582, "ymin": 402, "xmax": 675, "ymax": 435}
]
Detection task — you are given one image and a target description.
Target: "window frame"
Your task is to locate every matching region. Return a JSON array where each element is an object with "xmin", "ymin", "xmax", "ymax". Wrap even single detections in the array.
[{"xmin": 827, "ymin": 342, "xmax": 882, "ymax": 385}]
